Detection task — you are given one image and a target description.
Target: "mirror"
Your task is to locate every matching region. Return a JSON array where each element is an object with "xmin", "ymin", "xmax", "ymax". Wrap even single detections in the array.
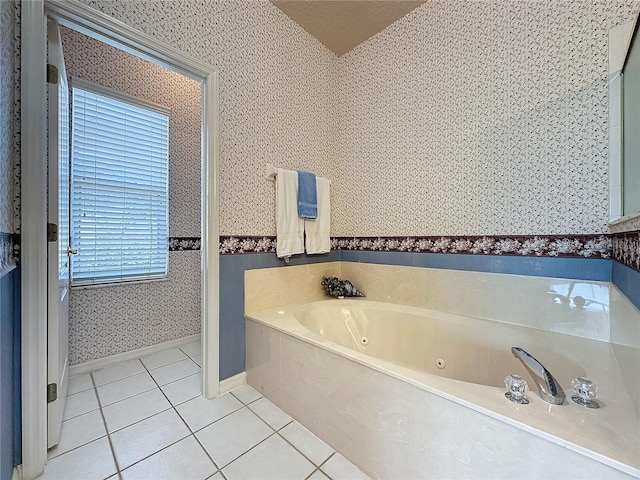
[{"xmin": 623, "ymin": 15, "xmax": 640, "ymax": 216}]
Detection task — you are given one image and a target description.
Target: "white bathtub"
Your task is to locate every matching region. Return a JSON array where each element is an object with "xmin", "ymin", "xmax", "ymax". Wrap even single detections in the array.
[{"xmin": 246, "ymin": 299, "xmax": 640, "ymax": 479}]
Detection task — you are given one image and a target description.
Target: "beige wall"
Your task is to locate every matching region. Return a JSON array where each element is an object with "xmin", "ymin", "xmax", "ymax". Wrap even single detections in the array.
[
  {"xmin": 62, "ymin": 29, "xmax": 202, "ymax": 364},
  {"xmin": 334, "ymin": 0, "xmax": 639, "ymax": 236}
]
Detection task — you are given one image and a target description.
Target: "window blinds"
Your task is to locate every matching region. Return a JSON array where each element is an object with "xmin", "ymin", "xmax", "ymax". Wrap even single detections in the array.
[{"xmin": 71, "ymin": 81, "xmax": 169, "ymax": 285}]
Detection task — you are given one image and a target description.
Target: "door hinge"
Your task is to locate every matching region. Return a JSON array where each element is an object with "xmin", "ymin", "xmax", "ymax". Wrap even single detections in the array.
[
  {"xmin": 47, "ymin": 223, "xmax": 58, "ymax": 242},
  {"xmin": 47, "ymin": 383, "xmax": 58, "ymax": 403},
  {"xmin": 46, "ymin": 64, "xmax": 59, "ymax": 85}
]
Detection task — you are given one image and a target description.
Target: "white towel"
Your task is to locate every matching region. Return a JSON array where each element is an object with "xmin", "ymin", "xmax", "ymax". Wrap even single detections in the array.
[
  {"xmin": 305, "ymin": 177, "xmax": 330, "ymax": 254},
  {"xmin": 276, "ymin": 168, "xmax": 305, "ymax": 258}
]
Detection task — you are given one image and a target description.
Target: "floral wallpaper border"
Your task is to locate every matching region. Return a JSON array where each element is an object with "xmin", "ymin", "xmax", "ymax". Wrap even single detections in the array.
[
  {"xmin": 331, "ymin": 235, "xmax": 612, "ymax": 258},
  {"xmin": 612, "ymin": 231, "xmax": 640, "ymax": 273},
  {"xmin": 169, "ymin": 236, "xmax": 201, "ymax": 251},
  {"xmin": 220, "ymin": 236, "xmax": 276, "ymax": 255},
  {"xmin": 44, "ymin": 233, "xmax": 632, "ymax": 269},
  {"xmin": 4, "ymin": 232, "xmax": 633, "ymax": 272},
  {"xmin": 218, "ymin": 234, "xmax": 613, "ymax": 259}
]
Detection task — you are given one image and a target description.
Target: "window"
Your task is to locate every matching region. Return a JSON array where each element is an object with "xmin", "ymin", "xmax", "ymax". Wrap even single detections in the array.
[{"xmin": 70, "ymin": 79, "xmax": 169, "ymax": 285}]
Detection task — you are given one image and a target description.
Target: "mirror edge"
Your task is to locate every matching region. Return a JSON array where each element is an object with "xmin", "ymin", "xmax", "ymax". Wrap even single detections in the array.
[{"xmin": 609, "ymin": 12, "xmax": 640, "ymax": 232}]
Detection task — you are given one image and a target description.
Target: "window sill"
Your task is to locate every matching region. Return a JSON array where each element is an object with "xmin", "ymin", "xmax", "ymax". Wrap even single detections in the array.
[
  {"xmin": 609, "ymin": 211, "xmax": 640, "ymax": 233},
  {"xmin": 71, "ymin": 276, "xmax": 170, "ymax": 290}
]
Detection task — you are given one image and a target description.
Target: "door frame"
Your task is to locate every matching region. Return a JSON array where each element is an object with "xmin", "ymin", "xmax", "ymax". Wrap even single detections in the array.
[{"xmin": 20, "ymin": 1, "xmax": 220, "ymax": 478}]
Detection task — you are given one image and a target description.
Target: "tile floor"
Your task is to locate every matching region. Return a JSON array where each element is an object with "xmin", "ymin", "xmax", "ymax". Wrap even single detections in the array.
[{"xmin": 40, "ymin": 341, "xmax": 371, "ymax": 480}]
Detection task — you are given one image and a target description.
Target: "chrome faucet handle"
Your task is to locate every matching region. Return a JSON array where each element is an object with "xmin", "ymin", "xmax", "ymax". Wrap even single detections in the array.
[
  {"xmin": 505, "ymin": 374, "xmax": 529, "ymax": 404},
  {"xmin": 571, "ymin": 377, "xmax": 600, "ymax": 409}
]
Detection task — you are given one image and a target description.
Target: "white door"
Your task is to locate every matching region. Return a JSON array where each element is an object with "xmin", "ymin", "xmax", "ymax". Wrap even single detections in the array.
[{"xmin": 46, "ymin": 19, "xmax": 71, "ymax": 448}]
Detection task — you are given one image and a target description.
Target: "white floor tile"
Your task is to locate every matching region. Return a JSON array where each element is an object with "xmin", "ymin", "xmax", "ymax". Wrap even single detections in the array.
[
  {"xmin": 97, "ymin": 371, "xmax": 156, "ymax": 406},
  {"xmin": 92, "ymin": 359, "xmax": 146, "ymax": 386},
  {"xmin": 280, "ymin": 422, "xmax": 334, "ymax": 466},
  {"xmin": 40, "ymin": 437, "xmax": 117, "ymax": 480},
  {"xmin": 223, "ymin": 434, "xmax": 315, "ymax": 480},
  {"xmin": 140, "ymin": 348, "xmax": 188, "ymax": 370},
  {"xmin": 48, "ymin": 409, "xmax": 107, "ymax": 459},
  {"xmin": 63, "ymin": 388, "xmax": 99, "ymax": 420},
  {"xmin": 50, "ymin": 346, "xmax": 355, "ymax": 480},
  {"xmin": 161, "ymin": 373, "xmax": 201, "ymax": 406},
  {"xmin": 176, "ymin": 393, "xmax": 243, "ymax": 432},
  {"xmin": 231, "ymin": 384, "xmax": 262, "ymax": 405},
  {"xmin": 196, "ymin": 407, "xmax": 273, "ymax": 467},
  {"xmin": 110, "ymin": 409, "xmax": 191, "ymax": 469},
  {"xmin": 121, "ymin": 436, "xmax": 217, "ymax": 480},
  {"xmin": 308, "ymin": 470, "xmax": 330, "ymax": 480},
  {"xmin": 149, "ymin": 358, "xmax": 200, "ymax": 386},
  {"xmin": 67, "ymin": 373, "xmax": 93, "ymax": 395},
  {"xmin": 248, "ymin": 397, "xmax": 292, "ymax": 431},
  {"xmin": 102, "ymin": 388, "xmax": 172, "ymax": 433},
  {"xmin": 191, "ymin": 355, "xmax": 202, "ymax": 367},
  {"xmin": 180, "ymin": 340, "xmax": 201, "ymax": 358},
  {"xmin": 321, "ymin": 454, "xmax": 371, "ymax": 480}
]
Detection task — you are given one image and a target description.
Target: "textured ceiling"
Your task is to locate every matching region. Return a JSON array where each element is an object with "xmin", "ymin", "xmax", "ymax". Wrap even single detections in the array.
[{"xmin": 270, "ymin": 1, "xmax": 427, "ymax": 56}]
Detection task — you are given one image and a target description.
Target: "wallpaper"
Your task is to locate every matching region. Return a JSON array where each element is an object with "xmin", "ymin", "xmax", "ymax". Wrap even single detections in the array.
[
  {"xmin": 80, "ymin": 0, "xmax": 339, "ymax": 237},
  {"xmin": 0, "ymin": 0, "xmax": 15, "ymax": 236},
  {"xmin": 61, "ymin": 28, "xmax": 202, "ymax": 364},
  {"xmin": 335, "ymin": 0, "xmax": 640, "ymax": 237},
  {"xmin": 69, "ymin": 251, "xmax": 200, "ymax": 364}
]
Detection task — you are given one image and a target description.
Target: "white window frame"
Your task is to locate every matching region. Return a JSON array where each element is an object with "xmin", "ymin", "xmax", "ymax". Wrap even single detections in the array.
[{"xmin": 70, "ymin": 78, "xmax": 170, "ymax": 286}]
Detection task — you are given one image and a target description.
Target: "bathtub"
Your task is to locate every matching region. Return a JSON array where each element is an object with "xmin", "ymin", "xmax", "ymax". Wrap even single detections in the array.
[{"xmin": 246, "ymin": 299, "xmax": 640, "ymax": 479}]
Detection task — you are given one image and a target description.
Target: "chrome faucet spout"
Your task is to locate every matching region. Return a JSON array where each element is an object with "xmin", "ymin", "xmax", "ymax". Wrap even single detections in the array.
[{"xmin": 511, "ymin": 347, "xmax": 565, "ymax": 405}]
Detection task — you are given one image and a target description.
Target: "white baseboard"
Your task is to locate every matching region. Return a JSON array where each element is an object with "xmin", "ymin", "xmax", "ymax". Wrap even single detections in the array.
[
  {"xmin": 219, "ymin": 371, "xmax": 246, "ymax": 394},
  {"xmin": 69, "ymin": 334, "xmax": 200, "ymax": 376},
  {"xmin": 12, "ymin": 465, "xmax": 22, "ymax": 480}
]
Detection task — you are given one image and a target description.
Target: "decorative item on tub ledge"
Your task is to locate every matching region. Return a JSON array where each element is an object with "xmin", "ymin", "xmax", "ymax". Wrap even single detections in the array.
[{"xmin": 321, "ymin": 276, "xmax": 365, "ymax": 298}]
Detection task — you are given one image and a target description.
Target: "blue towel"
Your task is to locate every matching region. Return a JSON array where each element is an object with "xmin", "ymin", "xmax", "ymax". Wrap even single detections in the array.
[{"xmin": 297, "ymin": 170, "xmax": 317, "ymax": 219}]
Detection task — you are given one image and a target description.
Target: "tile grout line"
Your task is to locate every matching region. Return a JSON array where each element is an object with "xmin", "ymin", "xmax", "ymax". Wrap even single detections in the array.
[
  {"xmin": 46, "ymin": 382, "xmax": 117, "ymax": 462},
  {"xmin": 138, "ymin": 354, "xmax": 226, "ymax": 477},
  {"xmin": 304, "ymin": 467, "xmax": 320, "ymax": 480},
  {"xmin": 239, "ymin": 394, "xmax": 335, "ymax": 476},
  {"xmin": 317, "ymin": 452, "xmax": 337, "ymax": 479},
  {"xmin": 236, "ymin": 392, "xmax": 334, "ymax": 475},
  {"xmin": 217, "ymin": 430, "xmax": 280, "ymax": 471},
  {"xmin": 91, "ymin": 358, "xmax": 148, "ymax": 388},
  {"xmin": 74, "ymin": 348, "xmax": 346, "ymax": 480},
  {"xmin": 275, "ymin": 428, "xmax": 334, "ymax": 475},
  {"xmin": 109, "ymin": 363, "xmax": 196, "ymax": 475},
  {"xmin": 179, "ymin": 345, "xmax": 203, "ymax": 368},
  {"xmin": 97, "ymin": 355, "xmax": 198, "ymax": 408},
  {"xmin": 181, "ymin": 389, "xmax": 286, "ymax": 473},
  {"xmin": 220, "ymin": 396, "xmax": 326, "ymax": 476},
  {"xmin": 90, "ymin": 370, "xmax": 123, "ymax": 480},
  {"xmin": 93, "ymin": 351, "xmax": 192, "ymax": 389},
  {"xmin": 104, "ymin": 404, "xmax": 175, "ymax": 436}
]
